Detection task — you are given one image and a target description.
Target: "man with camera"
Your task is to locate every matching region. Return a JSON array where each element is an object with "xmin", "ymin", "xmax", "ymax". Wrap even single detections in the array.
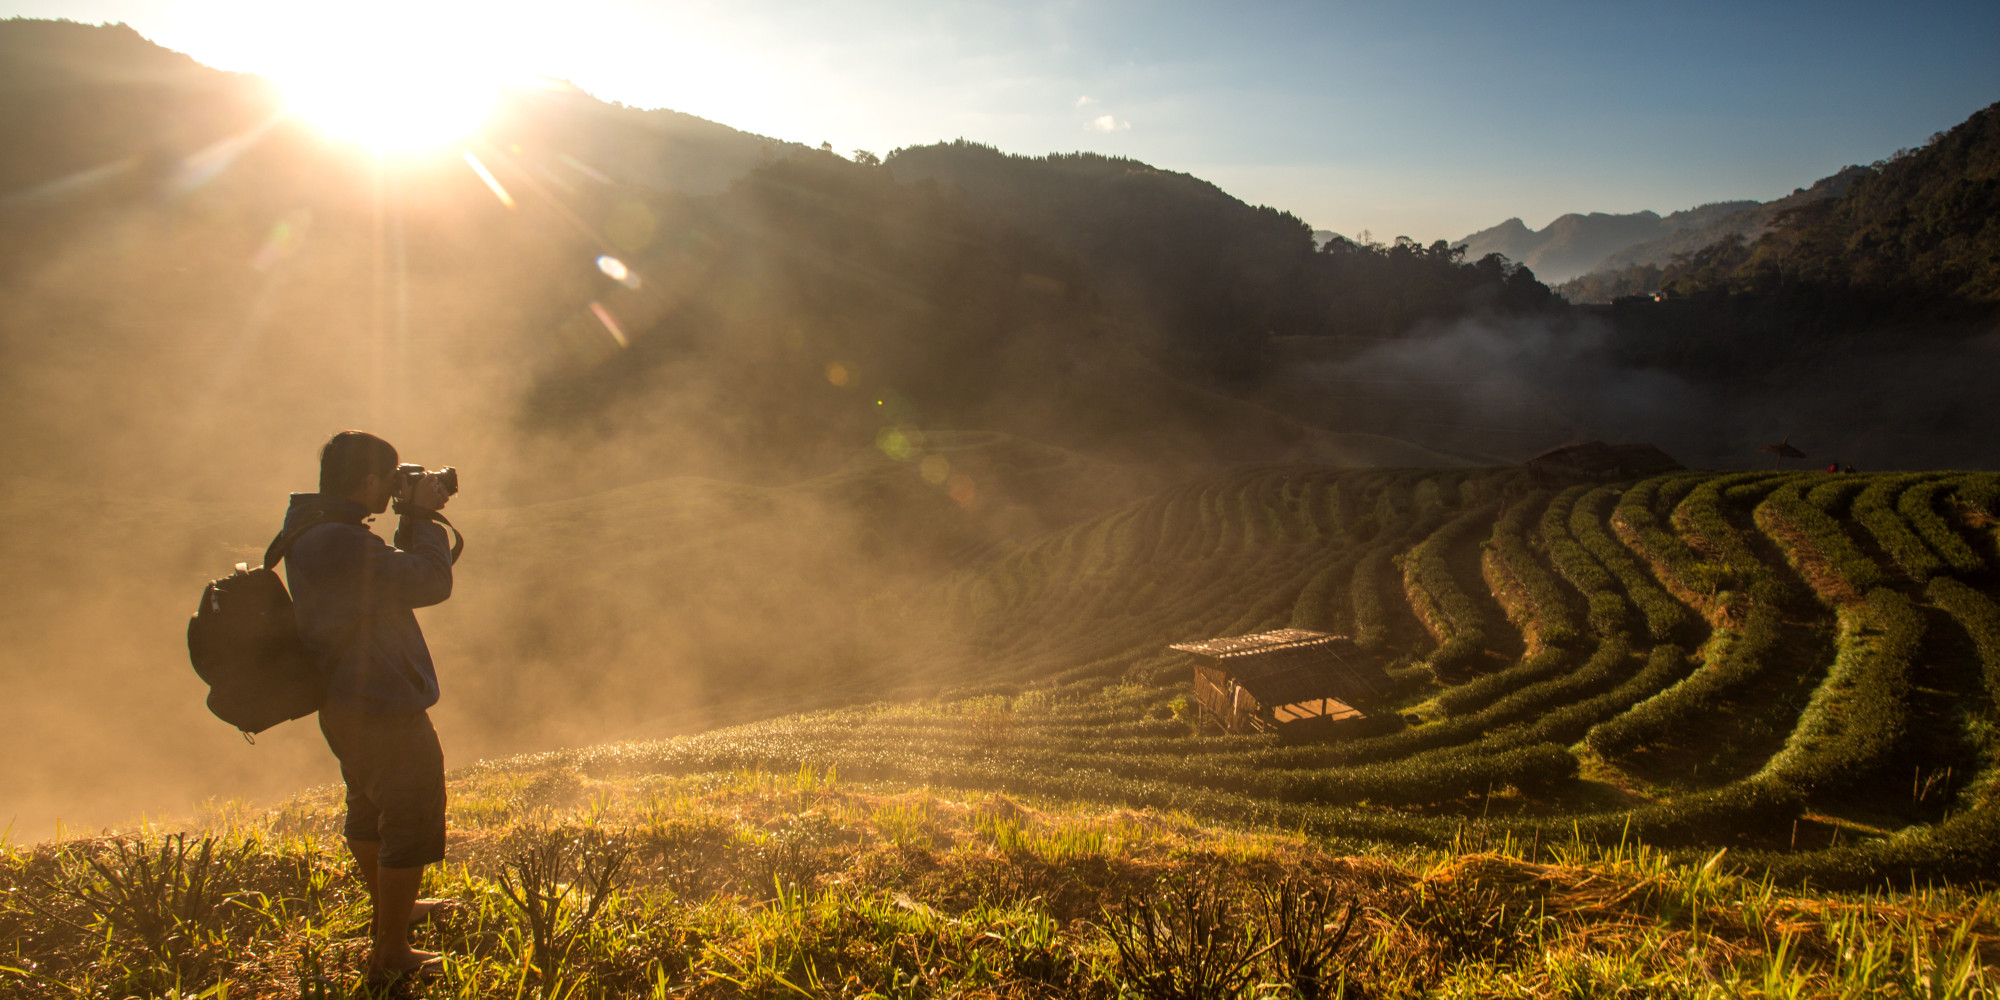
[{"xmin": 284, "ymin": 430, "xmax": 458, "ymax": 981}]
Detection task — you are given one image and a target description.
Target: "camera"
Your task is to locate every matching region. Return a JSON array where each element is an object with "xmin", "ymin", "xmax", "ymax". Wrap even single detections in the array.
[{"xmin": 393, "ymin": 463, "xmax": 459, "ymax": 504}]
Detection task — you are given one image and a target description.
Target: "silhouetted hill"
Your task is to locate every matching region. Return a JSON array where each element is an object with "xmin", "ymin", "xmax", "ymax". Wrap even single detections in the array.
[
  {"xmin": 1457, "ymin": 201, "xmax": 1763, "ymax": 285},
  {"xmin": 1658, "ymin": 101, "xmax": 2000, "ymax": 305},
  {"xmin": 886, "ymin": 141, "xmax": 1559, "ymax": 377},
  {"xmin": 1558, "ymin": 168, "xmax": 1870, "ymax": 303},
  {"xmin": 0, "ymin": 18, "xmax": 210, "ymax": 90},
  {"xmin": 490, "ymin": 85, "xmax": 811, "ymax": 196}
]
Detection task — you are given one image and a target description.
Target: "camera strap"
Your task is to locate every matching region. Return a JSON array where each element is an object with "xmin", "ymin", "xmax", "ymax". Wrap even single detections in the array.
[{"xmin": 392, "ymin": 500, "xmax": 465, "ymax": 564}]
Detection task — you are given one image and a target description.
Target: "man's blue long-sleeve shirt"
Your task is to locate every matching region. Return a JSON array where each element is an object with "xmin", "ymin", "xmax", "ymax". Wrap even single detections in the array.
[{"xmin": 282, "ymin": 493, "xmax": 453, "ymax": 715}]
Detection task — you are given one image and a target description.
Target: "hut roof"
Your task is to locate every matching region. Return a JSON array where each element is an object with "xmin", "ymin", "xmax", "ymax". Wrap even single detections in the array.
[
  {"xmin": 1171, "ymin": 629, "xmax": 1389, "ymax": 703},
  {"xmin": 1169, "ymin": 628, "xmax": 1336, "ymax": 658}
]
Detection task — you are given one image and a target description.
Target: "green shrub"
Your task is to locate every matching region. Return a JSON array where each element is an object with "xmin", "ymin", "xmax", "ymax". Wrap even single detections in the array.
[
  {"xmin": 1435, "ymin": 645, "xmax": 1575, "ymax": 715},
  {"xmin": 1948, "ymin": 472, "xmax": 2000, "ymax": 518},
  {"xmin": 1538, "ymin": 486, "xmax": 1629, "ymax": 637},
  {"xmin": 1586, "ymin": 603, "xmax": 1783, "ymax": 758},
  {"xmin": 1925, "ymin": 577, "xmax": 2000, "ymax": 706},
  {"xmin": 1350, "ymin": 546, "xmax": 1392, "ymax": 650},
  {"xmin": 1569, "ymin": 779, "xmax": 1806, "ymax": 847},
  {"xmin": 1402, "ymin": 503, "xmax": 1499, "ymax": 673},
  {"xmin": 1853, "ymin": 475, "xmax": 1947, "ymax": 581},
  {"xmin": 1754, "ymin": 479, "xmax": 1886, "ymax": 599},
  {"xmin": 1280, "ymin": 742, "xmax": 1578, "ymax": 805},
  {"xmin": 1748, "ymin": 809, "xmax": 2000, "ymax": 890},
  {"xmin": 1759, "ymin": 588, "xmax": 1923, "ymax": 794},
  {"xmin": 1494, "ymin": 640, "xmax": 1691, "ymax": 749},
  {"xmin": 1486, "ymin": 492, "xmax": 1581, "ymax": 648},
  {"xmin": 1897, "ymin": 479, "xmax": 1985, "ymax": 576},
  {"xmin": 1576, "ymin": 485, "xmax": 1690, "ymax": 640},
  {"xmin": 1669, "ymin": 472, "xmax": 1794, "ymax": 606},
  {"xmin": 1614, "ymin": 476, "xmax": 1725, "ymax": 603}
]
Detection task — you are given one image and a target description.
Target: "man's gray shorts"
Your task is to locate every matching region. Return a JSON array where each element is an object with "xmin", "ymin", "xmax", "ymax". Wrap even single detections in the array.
[{"xmin": 318, "ymin": 702, "xmax": 447, "ymax": 869}]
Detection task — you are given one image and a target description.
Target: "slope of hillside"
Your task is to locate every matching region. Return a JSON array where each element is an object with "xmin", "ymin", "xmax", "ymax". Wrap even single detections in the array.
[
  {"xmin": 1455, "ymin": 208, "xmax": 1715, "ymax": 285},
  {"xmin": 885, "ymin": 141, "xmax": 1560, "ymax": 370},
  {"xmin": 1558, "ymin": 168, "xmax": 1871, "ymax": 303},
  {"xmin": 1665, "ymin": 100, "xmax": 2000, "ymax": 305},
  {"xmin": 10, "ymin": 465, "xmax": 1999, "ymax": 997},
  {"xmin": 566, "ymin": 465, "xmax": 2000, "ymax": 887}
]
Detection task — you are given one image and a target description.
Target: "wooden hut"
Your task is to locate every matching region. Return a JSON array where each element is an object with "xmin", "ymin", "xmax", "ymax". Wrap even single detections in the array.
[{"xmin": 1170, "ymin": 629, "xmax": 1389, "ymax": 737}]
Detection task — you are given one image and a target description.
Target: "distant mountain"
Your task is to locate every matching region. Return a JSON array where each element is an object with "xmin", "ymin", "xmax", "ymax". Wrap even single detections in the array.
[
  {"xmin": 1655, "ymin": 101, "xmax": 2000, "ymax": 306},
  {"xmin": 1455, "ymin": 202, "xmax": 1757, "ymax": 284},
  {"xmin": 1559, "ymin": 168, "xmax": 1869, "ymax": 303}
]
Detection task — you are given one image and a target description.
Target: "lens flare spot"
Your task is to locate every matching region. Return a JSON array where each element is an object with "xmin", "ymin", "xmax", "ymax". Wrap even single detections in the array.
[
  {"xmin": 876, "ymin": 428, "xmax": 913, "ymax": 461},
  {"xmin": 827, "ymin": 363, "xmax": 850, "ymax": 386},
  {"xmin": 948, "ymin": 473, "xmax": 979, "ymax": 508},
  {"xmin": 461, "ymin": 151, "xmax": 515, "ymax": 209},
  {"xmin": 920, "ymin": 454, "xmax": 950, "ymax": 484},
  {"xmin": 588, "ymin": 301, "xmax": 628, "ymax": 348},
  {"xmin": 250, "ymin": 210, "xmax": 312, "ymax": 272},
  {"xmin": 605, "ymin": 201, "xmax": 657, "ymax": 251},
  {"xmin": 596, "ymin": 255, "xmax": 642, "ymax": 288}
]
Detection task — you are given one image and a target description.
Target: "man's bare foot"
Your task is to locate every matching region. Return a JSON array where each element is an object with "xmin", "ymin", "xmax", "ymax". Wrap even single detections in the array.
[
  {"xmin": 370, "ymin": 946, "xmax": 443, "ymax": 977},
  {"xmin": 409, "ymin": 898, "xmax": 456, "ymax": 926}
]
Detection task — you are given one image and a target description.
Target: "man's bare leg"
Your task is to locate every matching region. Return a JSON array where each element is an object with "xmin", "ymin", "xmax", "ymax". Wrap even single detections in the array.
[
  {"xmin": 372, "ymin": 864, "xmax": 440, "ymax": 973},
  {"xmin": 346, "ymin": 839, "xmax": 440, "ymax": 973}
]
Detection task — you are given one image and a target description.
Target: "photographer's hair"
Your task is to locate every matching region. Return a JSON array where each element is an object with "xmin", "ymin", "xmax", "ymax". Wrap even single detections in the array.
[{"xmin": 319, "ymin": 430, "xmax": 399, "ymax": 496}]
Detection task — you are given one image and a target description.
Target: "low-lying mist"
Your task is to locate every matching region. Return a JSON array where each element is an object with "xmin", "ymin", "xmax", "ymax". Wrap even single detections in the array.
[{"xmin": 1257, "ymin": 315, "xmax": 2000, "ymax": 471}]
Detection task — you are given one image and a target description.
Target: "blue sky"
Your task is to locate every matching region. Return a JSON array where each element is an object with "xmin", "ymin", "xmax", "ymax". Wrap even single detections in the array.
[{"xmin": 9, "ymin": 0, "xmax": 1998, "ymax": 239}]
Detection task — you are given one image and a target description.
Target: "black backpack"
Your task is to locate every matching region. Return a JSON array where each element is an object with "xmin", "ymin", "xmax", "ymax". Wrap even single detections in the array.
[{"xmin": 186, "ymin": 512, "xmax": 357, "ymax": 738}]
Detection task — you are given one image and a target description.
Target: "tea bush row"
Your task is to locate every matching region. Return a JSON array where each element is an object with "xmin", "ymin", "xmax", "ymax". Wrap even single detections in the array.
[
  {"xmin": 1897, "ymin": 479, "xmax": 1985, "ymax": 576},
  {"xmin": 1575, "ymin": 485, "xmax": 1690, "ymax": 640},
  {"xmin": 1925, "ymin": 576, "xmax": 2000, "ymax": 706},
  {"xmin": 1537, "ymin": 486, "xmax": 1629, "ymax": 637},
  {"xmin": 1400, "ymin": 503, "xmax": 1499, "ymax": 673},
  {"xmin": 1586, "ymin": 603, "xmax": 1783, "ymax": 759},
  {"xmin": 1854, "ymin": 475, "xmax": 1948, "ymax": 581},
  {"xmin": 1759, "ymin": 588, "xmax": 1923, "ymax": 795},
  {"xmin": 1755, "ymin": 479, "xmax": 1887, "ymax": 600},
  {"xmin": 1485, "ymin": 491, "xmax": 1581, "ymax": 648}
]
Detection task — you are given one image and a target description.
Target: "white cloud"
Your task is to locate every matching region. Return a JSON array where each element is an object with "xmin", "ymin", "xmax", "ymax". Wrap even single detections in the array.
[
  {"xmin": 1075, "ymin": 95, "xmax": 1097, "ymax": 107},
  {"xmin": 1088, "ymin": 114, "xmax": 1130, "ymax": 131}
]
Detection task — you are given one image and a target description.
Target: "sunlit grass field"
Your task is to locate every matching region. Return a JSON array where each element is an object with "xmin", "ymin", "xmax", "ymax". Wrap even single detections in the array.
[
  {"xmin": 6, "ymin": 464, "xmax": 1999, "ymax": 996},
  {"xmin": 5, "ymin": 762, "xmax": 1996, "ymax": 998}
]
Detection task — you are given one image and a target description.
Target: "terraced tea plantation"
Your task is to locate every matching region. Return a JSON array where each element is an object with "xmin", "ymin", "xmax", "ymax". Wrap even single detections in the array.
[
  {"xmin": 567, "ymin": 466, "xmax": 2000, "ymax": 887},
  {"xmin": 10, "ymin": 466, "xmax": 2000, "ymax": 998}
]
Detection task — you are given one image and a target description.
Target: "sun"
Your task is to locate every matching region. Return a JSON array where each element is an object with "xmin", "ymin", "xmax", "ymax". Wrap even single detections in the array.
[
  {"xmin": 279, "ymin": 55, "xmax": 502, "ymax": 151},
  {"xmin": 284, "ymin": 74, "xmax": 497, "ymax": 151},
  {"xmin": 255, "ymin": 9, "xmax": 512, "ymax": 152}
]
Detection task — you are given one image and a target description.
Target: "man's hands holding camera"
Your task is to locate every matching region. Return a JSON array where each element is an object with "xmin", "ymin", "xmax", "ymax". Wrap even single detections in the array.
[
  {"xmin": 392, "ymin": 464, "xmax": 459, "ymax": 517},
  {"xmin": 411, "ymin": 475, "xmax": 452, "ymax": 511}
]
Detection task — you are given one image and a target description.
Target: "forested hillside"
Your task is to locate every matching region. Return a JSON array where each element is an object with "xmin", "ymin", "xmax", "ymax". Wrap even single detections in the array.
[
  {"xmin": 1557, "ymin": 167, "xmax": 1870, "ymax": 304},
  {"xmin": 1660, "ymin": 100, "xmax": 2000, "ymax": 306},
  {"xmin": 886, "ymin": 142, "xmax": 1558, "ymax": 376}
]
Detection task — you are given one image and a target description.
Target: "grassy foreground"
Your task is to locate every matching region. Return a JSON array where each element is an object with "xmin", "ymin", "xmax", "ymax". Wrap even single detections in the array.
[{"xmin": 4, "ymin": 757, "xmax": 1996, "ymax": 999}]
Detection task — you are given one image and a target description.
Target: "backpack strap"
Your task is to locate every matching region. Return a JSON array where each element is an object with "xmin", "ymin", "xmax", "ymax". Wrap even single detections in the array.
[{"xmin": 261, "ymin": 511, "xmax": 360, "ymax": 570}]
